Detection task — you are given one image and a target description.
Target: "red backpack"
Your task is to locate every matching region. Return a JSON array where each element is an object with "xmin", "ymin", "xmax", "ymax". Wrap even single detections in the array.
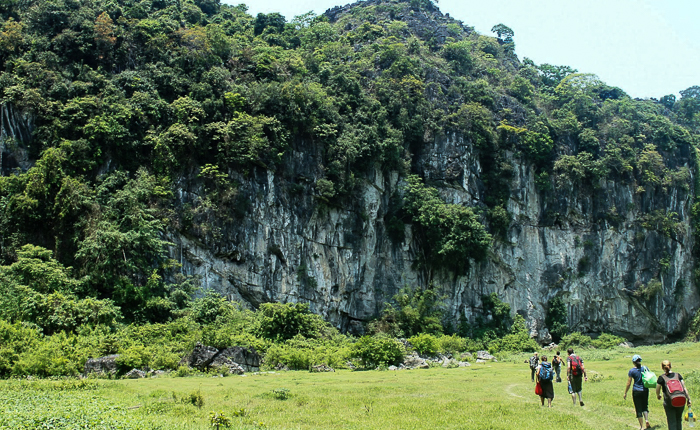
[
  {"xmin": 661, "ymin": 373, "xmax": 687, "ymax": 407},
  {"xmin": 570, "ymin": 355, "xmax": 583, "ymax": 376}
]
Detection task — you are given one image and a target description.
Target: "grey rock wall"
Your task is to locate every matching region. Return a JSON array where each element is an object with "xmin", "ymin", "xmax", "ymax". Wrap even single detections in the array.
[{"xmin": 170, "ymin": 134, "xmax": 697, "ymax": 343}]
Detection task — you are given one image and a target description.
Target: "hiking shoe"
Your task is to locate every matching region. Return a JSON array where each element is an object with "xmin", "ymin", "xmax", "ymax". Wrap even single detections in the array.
[
  {"xmin": 646, "ymin": 422, "xmax": 650, "ymax": 429},
  {"xmin": 579, "ymin": 402, "xmax": 584, "ymax": 407}
]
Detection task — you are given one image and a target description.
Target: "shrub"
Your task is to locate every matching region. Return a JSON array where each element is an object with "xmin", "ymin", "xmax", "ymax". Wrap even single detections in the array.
[
  {"xmin": 488, "ymin": 333, "xmax": 539, "ymax": 353},
  {"xmin": 188, "ymin": 389, "xmax": 205, "ymax": 408},
  {"xmin": 408, "ymin": 333, "xmax": 440, "ymax": 356},
  {"xmin": 591, "ymin": 333, "xmax": 626, "ymax": 349},
  {"xmin": 175, "ymin": 365, "xmax": 193, "ymax": 377},
  {"xmin": 188, "ymin": 290, "xmax": 240, "ymax": 324},
  {"xmin": 545, "ymin": 296, "xmax": 569, "ymax": 342},
  {"xmin": 437, "ymin": 334, "xmax": 467, "ymax": 355},
  {"xmin": 116, "ymin": 345, "xmax": 150, "ymax": 371},
  {"xmin": 262, "ymin": 334, "xmax": 352, "ymax": 370},
  {"xmin": 255, "ymin": 303, "xmax": 328, "ymax": 341},
  {"xmin": 351, "ymin": 335, "xmax": 405, "ymax": 368},
  {"xmin": 487, "ymin": 315, "xmax": 539, "ymax": 353},
  {"xmin": 559, "ymin": 332, "xmax": 593, "ymax": 349},
  {"xmin": 372, "ymin": 285, "xmax": 445, "ymax": 337}
]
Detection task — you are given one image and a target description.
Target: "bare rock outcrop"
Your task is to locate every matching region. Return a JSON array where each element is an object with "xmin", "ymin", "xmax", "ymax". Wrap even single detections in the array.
[{"xmin": 84, "ymin": 355, "xmax": 119, "ymax": 376}]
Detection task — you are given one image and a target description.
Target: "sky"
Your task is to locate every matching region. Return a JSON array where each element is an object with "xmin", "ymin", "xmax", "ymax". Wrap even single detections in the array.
[{"xmin": 230, "ymin": 0, "xmax": 700, "ymax": 99}]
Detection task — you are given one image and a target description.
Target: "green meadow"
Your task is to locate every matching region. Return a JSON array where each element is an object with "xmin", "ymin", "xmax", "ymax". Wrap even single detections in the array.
[{"xmin": 2, "ymin": 342, "xmax": 699, "ymax": 430}]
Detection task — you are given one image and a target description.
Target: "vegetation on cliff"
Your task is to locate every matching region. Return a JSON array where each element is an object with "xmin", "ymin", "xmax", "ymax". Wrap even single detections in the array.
[{"xmin": 0, "ymin": 0, "xmax": 697, "ymax": 364}]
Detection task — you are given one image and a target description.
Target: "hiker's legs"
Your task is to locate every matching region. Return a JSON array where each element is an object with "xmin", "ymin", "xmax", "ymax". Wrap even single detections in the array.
[
  {"xmin": 555, "ymin": 366, "xmax": 561, "ymax": 382},
  {"xmin": 547, "ymin": 397, "xmax": 552, "ymax": 407},
  {"xmin": 540, "ymin": 396, "xmax": 545, "ymax": 406},
  {"xmin": 633, "ymin": 391, "xmax": 650, "ymax": 428},
  {"xmin": 531, "ymin": 367, "xmax": 536, "ymax": 382},
  {"xmin": 664, "ymin": 404, "xmax": 684, "ymax": 430},
  {"xmin": 571, "ymin": 392, "xmax": 576, "ymax": 405}
]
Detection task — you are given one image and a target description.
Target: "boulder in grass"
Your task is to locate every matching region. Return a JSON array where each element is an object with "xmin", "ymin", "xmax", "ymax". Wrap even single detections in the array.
[
  {"xmin": 215, "ymin": 346, "xmax": 261, "ymax": 372},
  {"xmin": 476, "ymin": 350, "xmax": 497, "ymax": 361},
  {"xmin": 619, "ymin": 341, "xmax": 635, "ymax": 348},
  {"xmin": 180, "ymin": 343, "xmax": 219, "ymax": 370},
  {"xmin": 275, "ymin": 363, "xmax": 290, "ymax": 371},
  {"xmin": 124, "ymin": 369, "xmax": 146, "ymax": 379},
  {"xmin": 311, "ymin": 364, "xmax": 334, "ymax": 373},
  {"xmin": 403, "ymin": 353, "xmax": 430, "ymax": 369},
  {"xmin": 210, "ymin": 356, "xmax": 245, "ymax": 375},
  {"xmin": 84, "ymin": 355, "xmax": 119, "ymax": 376}
]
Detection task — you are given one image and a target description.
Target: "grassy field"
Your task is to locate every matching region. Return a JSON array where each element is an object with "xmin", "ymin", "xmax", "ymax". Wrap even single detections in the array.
[{"xmin": 3, "ymin": 342, "xmax": 700, "ymax": 430}]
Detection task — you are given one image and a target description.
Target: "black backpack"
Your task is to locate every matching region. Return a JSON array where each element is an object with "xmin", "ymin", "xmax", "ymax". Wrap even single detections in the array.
[{"xmin": 529, "ymin": 355, "xmax": 538, "ymax": 369}]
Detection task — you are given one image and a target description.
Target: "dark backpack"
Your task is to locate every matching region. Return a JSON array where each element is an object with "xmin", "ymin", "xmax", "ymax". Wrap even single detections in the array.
[
  {"xmin": 570, "ymin": 355, "xmax": 583, "ymax": 376},
  {"xmin": 661, "ymin": 373, "xmax": 687, "ymax": 407},
  {"xmin": 552, "ymin": 356, "xmax": 561, "ymax": 366},
  {"xmin": 529, "ymin": 356, "xmax": 538, "ymax": 369},
  {"xmin": 539, "ymin": 362, "xmax": 553, "ymax": 381}
]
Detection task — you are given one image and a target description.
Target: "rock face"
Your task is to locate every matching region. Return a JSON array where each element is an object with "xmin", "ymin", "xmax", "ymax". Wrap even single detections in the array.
[
  {"xmin": 168, "ymin": 131, "xmax": 698, "ymax": 344},
  {"xmin": 84, "ymin": 355, "xmax": 120, "ymax": 375},
  {"xmin": 124, "ymin": 368, "xmax": 146, "ymax": 379},
  {"xmin": 180, "ymin": 343, "xmax": 261, "ymax": 374},
  {"xmin": 0, "ymin": 103, "xmax": 34, "ymax": 174}
]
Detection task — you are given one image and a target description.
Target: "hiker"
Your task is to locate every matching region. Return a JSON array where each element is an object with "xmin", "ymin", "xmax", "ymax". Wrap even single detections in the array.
[
  {"xmin": 623, "ymin": 354, "xmax": 651, "ymax": 430},
  {"xmin": 567, "ymin": 347, "xmax": 587, "ymax": 406},
  {"xmin": 536, "ymin": 355, "xmax": 555, "ymax": 407},
  {"xmin": 656, "ymin": 360, "xmax": 691, "ymax": 430},
  {"xmin": 552, "ymin": 351, "xmax": 563, "ymax": 383},
  {"xmin": 529, "ymin": 352, "xmax": 539, "ymax": 382}
]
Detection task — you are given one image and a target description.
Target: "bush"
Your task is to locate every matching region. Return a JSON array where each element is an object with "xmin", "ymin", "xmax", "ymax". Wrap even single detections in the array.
[
  {"xmin": 408, "ymin": 333, "xmax": 440, "ymax": 356},
  {"xmin": 188, "ymin": 290, "xmax": 241, "ymax": 324},
  {"xmin": 255, "ymin": 303, "xmax": 329, "ymax": 341},
  {"xmin": 487, "ymin": 315, "xmax": 539, "ymax": 353},
  {"xmin": 559, "ymin": 332, "xmax": 593, "ymax": 349},
  {"xmin": 262, "ymin": 334, "xmax": 351, "ymax": 370},
  {"xmin": 488, "ymin": 333, "xmax": 539, "ymax": 353},
  {"xmin": 437, "ymin": 334, "xmax": 467, "ymax": 355},
  {"xmin": 591, "ymin": 333, "xmax": 626, "ymax": 349},
  {"xmin": 372, "ymin": 285, "xmax": 445, "ymax": 338},
  {"xmin": 351, "ymin": 335, "xmax": 405, "ymax": 368}
]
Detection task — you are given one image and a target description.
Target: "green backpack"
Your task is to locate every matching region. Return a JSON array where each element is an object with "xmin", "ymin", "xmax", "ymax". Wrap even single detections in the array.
[{"xmin": 642, "ymin": 367, "xmax": 657, "ymax": 389}]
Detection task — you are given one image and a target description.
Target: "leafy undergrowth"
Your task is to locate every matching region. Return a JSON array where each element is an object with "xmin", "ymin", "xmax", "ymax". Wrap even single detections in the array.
[{"xmin": 0, "ymin": 387, "xmax": 162, "ymax": 430}]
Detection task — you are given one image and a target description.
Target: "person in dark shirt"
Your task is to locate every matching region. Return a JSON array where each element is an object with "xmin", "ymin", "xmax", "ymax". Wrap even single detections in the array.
[
  {"xmin": 623, "ymin": 354, "xmax": 650, "ymax": 430},
  {"xmin": 529, "ymin": 352, "xmax": 539, "ymax": 382},
  {"xmin": 551, "ymin": 351, "xmax": 563, "ymax": 383},
  {"xmin": 655, "ymin": 359, "xmax": 692, "ymax": 430}
]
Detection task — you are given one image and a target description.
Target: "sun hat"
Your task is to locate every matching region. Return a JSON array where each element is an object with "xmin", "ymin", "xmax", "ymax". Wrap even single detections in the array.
[{"xmin": 632, "ymin": 354, "xmax": 642, "ymax": 363}]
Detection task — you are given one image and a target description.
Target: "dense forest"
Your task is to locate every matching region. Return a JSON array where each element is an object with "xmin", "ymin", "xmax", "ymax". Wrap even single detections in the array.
[{"xmin": 0, "ymin": 0, "xmax": 698, "ymax": 376}]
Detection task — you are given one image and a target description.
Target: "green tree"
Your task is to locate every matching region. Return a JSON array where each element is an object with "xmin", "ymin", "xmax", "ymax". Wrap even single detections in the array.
[{"xmin": 403, "ymin": 175, "xmax": 491, "ymax": 274}]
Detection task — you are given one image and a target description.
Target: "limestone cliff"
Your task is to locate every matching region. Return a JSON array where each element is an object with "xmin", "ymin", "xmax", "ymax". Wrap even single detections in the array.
[{"xmin": 169, "ymin": 131, "xmax": 697, "ymax": 343}]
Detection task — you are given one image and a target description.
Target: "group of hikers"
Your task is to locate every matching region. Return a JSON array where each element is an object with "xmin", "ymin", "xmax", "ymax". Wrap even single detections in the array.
[{"xmin": 529, "ymin": 349, "xmax": 693, "ymax": 430}]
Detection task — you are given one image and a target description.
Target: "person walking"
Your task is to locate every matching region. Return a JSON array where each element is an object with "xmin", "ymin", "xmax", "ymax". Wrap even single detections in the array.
[
  {"xmin": 529, "ymin": 352, "xmax": 539, "ymax": 382},
  {"xmin": 552, "ymin": 351, "xmax": 563, "ymax": 383},
  {"xmin": 567, "ymin": 347, "xmax": 587, "ymax": 406},
  {"xmin": 536, "ymin": 355, "xmax": 555, "ymax": 407},
  {"xmin": 623, "ymin": 354, "xmax": 651, "ymax": 430},
  {"xmin": 656, "ymin": 360, "xmax": 691, "ymax": 430}
]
